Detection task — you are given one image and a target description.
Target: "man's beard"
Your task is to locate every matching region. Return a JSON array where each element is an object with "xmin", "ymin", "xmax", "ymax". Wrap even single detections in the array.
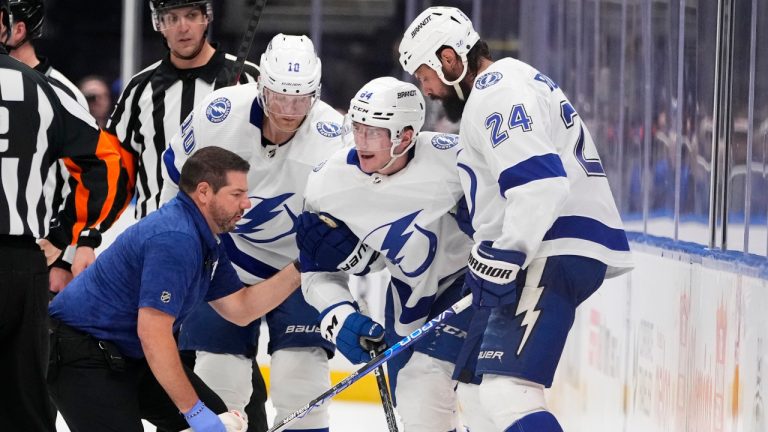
[
  {"xmin": 437, "ymin": 85, "xmax": 468, "ymax": 123},
  {"xmin": 211, "ymin": 204, "xmax": 241, "ymax": 233}
]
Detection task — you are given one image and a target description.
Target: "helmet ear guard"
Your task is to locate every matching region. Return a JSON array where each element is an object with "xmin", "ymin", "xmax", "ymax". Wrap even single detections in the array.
[{"xmin": 398, "ymin": 6, "xmax": 480, "ymax": 88}]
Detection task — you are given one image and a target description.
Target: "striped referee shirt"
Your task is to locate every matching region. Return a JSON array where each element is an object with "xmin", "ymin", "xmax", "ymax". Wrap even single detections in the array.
[
  {"xmin": 105, "ymin": 48, "xmax": 258, "ymax": 220},
  {"xmin": 0, "ymin": 49, "xmax": 122, "ymax": 246}
]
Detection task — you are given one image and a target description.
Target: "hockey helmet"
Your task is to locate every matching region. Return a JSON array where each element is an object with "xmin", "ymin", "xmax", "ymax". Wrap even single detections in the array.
[
  {"xmin": 0, "ymin": 0, "xmax": 12, "ymax": 43},
  {"xmin": 8, "ymin": 0, "xmax": 42, "ymax": 39},
  {"xmin": 345, "ymin": 77, "xmax": 425, "ymax": 152},
  {"xmin": 399, "ymin": 6, "xmax": 480, "ymax": 86},
  {"xmin": 258, "ymin": 34, "xmax": 321, "ymax": 117},
  {"xmin": 150, "ymin": 0, "xmax": 212, "ymax": 32}
]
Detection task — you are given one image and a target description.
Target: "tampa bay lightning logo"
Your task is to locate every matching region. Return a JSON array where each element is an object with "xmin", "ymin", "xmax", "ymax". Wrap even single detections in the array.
[
  {"xmin": 316, "ymin": 121, "xmax": 342, "ymax": 138},
  {"xmin": 206, "ymin": 97, "xmax": 231, "ymax": 123},
  {"xmin": 362, "ymin": 210, "xmax": 437, "ymax": 278},
  {"xmin": 233, "ymin": 193, "xmax": 298, "ymax": 244},
  {"xmin": 475, "ymin": 72, "xmax": 503, "ymax": 90},
  {"xmin": 431, "ymin": 134, "xmax": 459, "ymax": 150}
]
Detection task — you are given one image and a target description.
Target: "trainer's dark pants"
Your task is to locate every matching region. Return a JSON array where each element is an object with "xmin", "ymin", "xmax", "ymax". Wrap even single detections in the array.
[
  {"xmin": 0, "ymin": 236, "xmax": 55, "ymax": 432},
  {"xmin": 48, "ymin": 322, "xmax": 228, "ymax": 432}
]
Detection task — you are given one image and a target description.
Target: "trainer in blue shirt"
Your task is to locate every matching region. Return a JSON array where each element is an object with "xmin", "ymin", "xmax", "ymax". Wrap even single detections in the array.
[{"xmin": 48, "ymin": 146, "xmax": 301, "ymax": 432}]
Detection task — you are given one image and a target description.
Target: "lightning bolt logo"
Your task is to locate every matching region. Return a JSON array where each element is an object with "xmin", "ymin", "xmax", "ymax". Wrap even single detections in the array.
[
  {"xmin": 514, "ymin": 261, "xmax": 546, "ymax": 356},
  {"xmin": 235, "ymin": 193, "xmax": 297, "ymax": 243},
  {"xmin": 363, "ymin": 210, "xmax": 437, "ymax": 278}
]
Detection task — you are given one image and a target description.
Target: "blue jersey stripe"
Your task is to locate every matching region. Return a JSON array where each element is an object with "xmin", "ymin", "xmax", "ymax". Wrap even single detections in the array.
[
  {"xmin": 163, "ymin": 145, "xmax": 181, "ymax": 185},
  {"xmin": 543, "ymin": 215, "xmax": 630, "ymax": 252},
  {"xmin": 497, "ymin": 153, "xmax": 567, "ymax": 195},
  {"xmin": 220, "ymin": 234, "xmax": 279, "ymax": 280}
]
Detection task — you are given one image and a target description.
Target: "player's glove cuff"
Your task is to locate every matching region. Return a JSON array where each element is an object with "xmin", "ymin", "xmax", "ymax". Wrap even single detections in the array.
[
  {"xmin": 318, "ymin": 301, "xmax": 357, "ymax": 344},
  {"xmin": 318, "ymin": 301, "xmax": 385, "ymax": 364},
  {"xmin": 466, "ymin": 241, "xmax": 525, "ymax": 308}
]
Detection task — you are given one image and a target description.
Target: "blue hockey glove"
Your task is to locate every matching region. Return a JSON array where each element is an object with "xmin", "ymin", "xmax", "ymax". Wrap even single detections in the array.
[
  {"xmin": 183, "ymin": 400, "xmax": 226, "ymax": 432},
  {"xmin": 465, "ymin": 241, "xmax": 525, "ymax": 308},
  {"xmin": 318, "ymin": 302, "xmax": 386, "ymax": 364},
  {"xmin": 296, "ymin": 211, "xmax": 377, "ymax": 274}
]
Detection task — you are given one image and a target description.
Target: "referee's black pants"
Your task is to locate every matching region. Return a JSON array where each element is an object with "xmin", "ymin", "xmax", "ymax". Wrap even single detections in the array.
[
  {"xmin": 48, "ymin": 322, "xmax": 229, "ymax": 432},
  {"xmin": 0, "ymin": 236, "xmax": 55, "ymax": 432}
]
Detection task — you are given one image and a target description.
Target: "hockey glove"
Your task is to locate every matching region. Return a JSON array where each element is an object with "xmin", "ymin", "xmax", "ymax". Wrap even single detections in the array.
[
  {"xmin": 318, "ymin": 301, "xmax": 386, "ymax": 364},
  {"xmin": 183, "ymin": 400, "xmax": 226, "ymax": 432},
  {"xmin": 465, "ymin": 241, "xmax": 525, "ymax": 308},
  {"xmin": 296, "ymin": 211, "xmax": 377, "ymax": 274}
]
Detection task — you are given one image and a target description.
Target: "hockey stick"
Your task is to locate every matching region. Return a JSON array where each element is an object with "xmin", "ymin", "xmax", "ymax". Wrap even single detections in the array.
[
  {"xmin": 370, "ymin": 348, "xmax": 399, "ymax": 432},
  {"xmin": 229, "ymin": 0, "xmax": 268, "ymax": 86},
  {"xmin": 267, "ymin": 294, "xmax": 472, "ymax": 432}
]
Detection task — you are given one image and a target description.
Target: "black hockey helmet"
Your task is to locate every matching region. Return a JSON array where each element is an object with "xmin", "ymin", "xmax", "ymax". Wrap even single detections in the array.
[
  {"xmin": 149, "ymin": 0, "xmax": 212, "ymax": 31},
  {"xmin": 0, "ymin": 0, "xmax": 11, "ymax": 44},
  {"xmin": 8, "ymin": 0, "xmax": 43, "ymax": 39}
]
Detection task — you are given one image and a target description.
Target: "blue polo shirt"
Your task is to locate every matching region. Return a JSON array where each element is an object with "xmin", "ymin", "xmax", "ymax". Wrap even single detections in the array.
[{"xmin": 49, "ymin": 192, "xmax": 243, "ymax": 359}]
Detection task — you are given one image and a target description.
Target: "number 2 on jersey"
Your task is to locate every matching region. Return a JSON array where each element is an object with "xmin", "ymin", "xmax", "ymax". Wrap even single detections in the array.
[
  {"xmin": 0, "ymin": 69, "xmax": 25, "ymax": 152},
  {"xmin": 484, "ymin": 104, "xmax": 533, "ymax": 148}
]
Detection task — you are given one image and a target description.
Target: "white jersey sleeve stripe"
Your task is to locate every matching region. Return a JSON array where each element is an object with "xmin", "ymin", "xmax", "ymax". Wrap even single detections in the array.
[{"xmin": 498, "ymin": 153, "xmax": 567, "ymax": 195}]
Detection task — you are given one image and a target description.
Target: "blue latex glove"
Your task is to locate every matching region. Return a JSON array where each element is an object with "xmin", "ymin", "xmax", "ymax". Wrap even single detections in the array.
[
  {"xmin": 183, "ymin": 400, "xmax": 226, "ymax": 432},
  {"xmin": 466, "ymin": 241, "xmax": 525, "ymax": 308},
  {"xmin": 295, "ymin": 211, "xmax": 376, "ymax": 274},
  {"xmin": 319, "ymin": 302, "xmax": 386, "ymax": 364}
]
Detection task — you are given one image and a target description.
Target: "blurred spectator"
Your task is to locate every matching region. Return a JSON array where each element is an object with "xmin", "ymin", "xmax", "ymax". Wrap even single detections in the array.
[{"xmin": 78, "ymin": 75, "xmax": 112, "ymax": 128}]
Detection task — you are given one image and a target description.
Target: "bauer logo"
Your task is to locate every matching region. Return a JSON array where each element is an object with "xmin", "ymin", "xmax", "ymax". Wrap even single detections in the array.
[
  {"xmin": 475, "ymin": 72, "xmax": 503, "ymax": 90},
  {"xmin": 316, "ymin": 121, "xmax": 342, "ymax": 138},
  {"xmin": 432, "ymin": 134, "xmax": 459, "ymax": 150},
  {"xmin": 206, "ymin": 97, "xmax": 231, "ymax": 123}
]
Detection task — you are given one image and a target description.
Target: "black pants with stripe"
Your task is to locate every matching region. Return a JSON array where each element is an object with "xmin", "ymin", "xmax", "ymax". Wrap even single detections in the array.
[
  {"xmin": 48, "ymin": 322, "xmax": 228, "ymax": 432},
  {"xmin": 0, "ymin": 236, "xmax": 55, "ymax": 432}
]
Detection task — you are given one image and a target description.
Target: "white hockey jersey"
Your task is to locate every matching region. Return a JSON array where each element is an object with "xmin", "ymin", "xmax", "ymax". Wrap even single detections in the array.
[
  {"xmin": 302, "ymin": 132, "xmax": 473, "ymax": 337},
  {"xmin": 458, "ymin": 58, "xmax": 633, "ymax": 278},
  {"xmin": 161, "ymin": 83, "xmax": 345, "ymax": 284}
]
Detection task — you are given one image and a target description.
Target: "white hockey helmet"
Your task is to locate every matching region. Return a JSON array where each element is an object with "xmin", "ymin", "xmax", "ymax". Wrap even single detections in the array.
[
  {"xmin": 398, "ymin": 6, "xmax": 480, "ymax": 87},
  {"xmin": 259, "ymin": 34, "xmax": 322, "ymax": 98},
  {"xmin": 347, "ymin": 77, "xmax": 425, "ymax": 148}
]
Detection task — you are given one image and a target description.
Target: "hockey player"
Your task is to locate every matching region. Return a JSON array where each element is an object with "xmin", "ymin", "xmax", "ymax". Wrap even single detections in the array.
[
  {"xmin": 161, "ymin": 34, "xmax": 344, "ymax": 432},
  {"xmin": 105, "ymin": 1, "xmax": 267, "ymax": 429},
  {"xmin": 398, "ymin": 7, "xmax": 634, "ymax": 431},
  {"xmin": 296, "ymin": 77, "xmax": 474, "ymax": 432}
]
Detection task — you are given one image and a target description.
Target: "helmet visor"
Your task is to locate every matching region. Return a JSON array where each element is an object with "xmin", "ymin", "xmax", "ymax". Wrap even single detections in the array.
[
  {"xmin": 153, "ymin": 4, "xmax": 210, "ymax": 31},
  {"xmin": 263, "ymin": 87, "xmax": 314, "ymax": 118},
  {"xmin": 343, "ymin": 117, "xmax": 392, "ymax": 152}
]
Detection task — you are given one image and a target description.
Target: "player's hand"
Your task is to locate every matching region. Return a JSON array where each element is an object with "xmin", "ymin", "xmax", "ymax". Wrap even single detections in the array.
[
  {"xmin": 183, "ymin": 400, "xmax": 226, "ymax": 432},
  {"xmin": 49, "ymin": 267, "xmax": 74, "ymax": 294},
  {"xmin": 465, "ymin": 241, "xmax": 524, "ymax": 308},
  {"xmin": 38, "ymin": 238, "xmax": 62, "ymax": 266},
  {"xmin": 318, "ymin": 302, "xmax": 385, "ymax": 364},
  {"xmin": 295, "ymin": 211, "xmax": 376, "ymax": 274},
  {"xmin": 72, "ymin": 246, "xmax": 96, "ymax": 276}
]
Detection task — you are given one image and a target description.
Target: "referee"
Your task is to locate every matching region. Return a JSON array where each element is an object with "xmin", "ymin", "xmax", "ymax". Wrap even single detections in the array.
[
  {"xmin": 0, "ymin": 2, "xmax": 123, "ymax": 431},
  {"xmin": 102, "ymin": 1, "xmax": 266, "ymax": 430}
]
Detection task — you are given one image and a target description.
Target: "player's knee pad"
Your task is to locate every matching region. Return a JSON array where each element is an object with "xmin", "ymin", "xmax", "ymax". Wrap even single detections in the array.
[
  {"xmin": 456, "ymin": 382, "xmax": 500, "ymax": 432},
  {"xmin": 270, "ymin": 347, "xmax": 330, "ymax": 430},
  {"xmin": 504, "ymin": 411, "xmax": 563, "ymax": 432},
  {"xmin": 478, "ymin": 374, "xmax": 550, "ymax": 429},
  {"xmin": 394, "ymin": 352, "xmax": 458, "ymax": 432},
  {"xmin": 194, "ymin": 351, "xmax": 253, "ymax": 418}
]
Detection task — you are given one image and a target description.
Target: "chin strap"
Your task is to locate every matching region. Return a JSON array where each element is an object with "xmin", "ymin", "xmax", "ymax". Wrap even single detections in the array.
[
  {"xmin": 437, "ymin": 55, "xmax": 471, "ymax": 101},
  {"xmin": 376, "ymin": 135, "xmax": 417, "ymax": 174}
]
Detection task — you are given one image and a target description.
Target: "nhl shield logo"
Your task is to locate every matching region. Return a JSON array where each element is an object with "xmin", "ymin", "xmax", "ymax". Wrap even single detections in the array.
[
  {"xmin": 431, "ymin": 134, "xmax": 459, "ymax": 150},
  {"xmin": 160, "ymin": 291, "xmax": 172, "ymax": 304},
  {"xmin": 475, "ymin": 72, "xmax": 503, "ymax": 90},
  {"xmin": 206, "ymin": 97, "xmax": 232, "ymax": 123},
  {"xmin": 316, "ymin": 121, "xmax": 342, "ymax": 138}
]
